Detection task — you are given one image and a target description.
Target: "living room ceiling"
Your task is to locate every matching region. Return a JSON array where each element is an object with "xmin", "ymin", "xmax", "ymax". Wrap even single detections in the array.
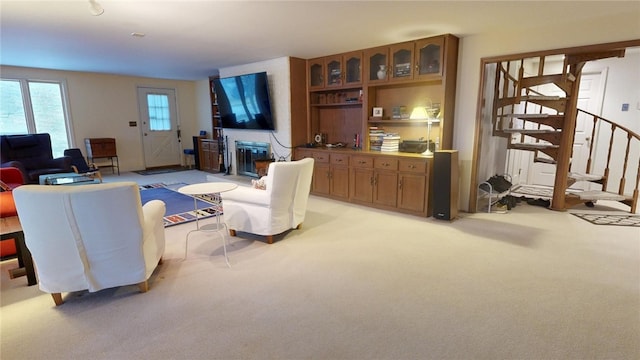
[{"xmin": 1, "ymin": 1, "xmax": 638, "ymax": 80}]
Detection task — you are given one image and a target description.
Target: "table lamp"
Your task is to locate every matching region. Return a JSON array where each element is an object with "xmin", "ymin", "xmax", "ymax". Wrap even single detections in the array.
[{"xmin": 409, "ymin": 105, "xmax": 439, "ymax": 156}]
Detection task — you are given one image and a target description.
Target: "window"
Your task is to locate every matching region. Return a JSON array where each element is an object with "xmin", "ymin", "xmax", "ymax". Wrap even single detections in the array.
[
  {"xmin": 146, "ymin": 94, "xmax": 171, "ymax": 131},
  {"xmin": 0, "ymin": 79, "xmax": 71, "ymax": 157}
]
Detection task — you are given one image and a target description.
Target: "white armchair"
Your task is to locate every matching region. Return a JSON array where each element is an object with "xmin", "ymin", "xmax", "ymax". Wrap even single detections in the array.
[
  {"xmin": 221, "ymin": 158, "xmax": 314, "ymax": 244},
  {"xmin": 13, "ymin": 182, "xmax": 166, "ymax": 306}
]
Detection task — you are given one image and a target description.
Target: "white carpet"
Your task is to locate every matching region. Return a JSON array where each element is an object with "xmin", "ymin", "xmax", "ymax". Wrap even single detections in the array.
[{"xmin": 1, "ymin": 171, "xmax": 638, "ymax": 359}]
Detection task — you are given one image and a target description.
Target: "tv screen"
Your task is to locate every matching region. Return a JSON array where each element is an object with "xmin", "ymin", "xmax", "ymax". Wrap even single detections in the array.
[{"xmin": 213, "ymin": 72, "xmax": 275, "ymax": 131}]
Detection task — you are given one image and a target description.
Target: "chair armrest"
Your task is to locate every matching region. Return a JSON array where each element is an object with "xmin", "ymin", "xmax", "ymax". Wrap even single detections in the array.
[
  {"xmin": 0, "ymin": 166, "xmax": 25, "ymax": 186},
  {"xmin": 222, "ymin": 186, "xmax": 271, "ymax": 206},
  {"xmin": 46, "ymin": 156, "xmax": 73, "ymax": 171},
  {"xmin": 1, "ymin": 162, "xmax": 28, "ymax": 183},
  {"xmin": 142, "ymin": 200, "xmax": 166, "ymax": 232}
]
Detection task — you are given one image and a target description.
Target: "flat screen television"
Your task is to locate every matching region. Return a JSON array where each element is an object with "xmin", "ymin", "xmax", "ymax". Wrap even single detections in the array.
[{"xmin": 213, "ymin": 71, "xmax": 275, "ymax": 131}]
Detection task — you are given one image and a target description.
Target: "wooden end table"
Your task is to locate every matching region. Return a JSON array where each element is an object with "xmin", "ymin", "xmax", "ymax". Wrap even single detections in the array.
[{"xmin": 1, "ymin": 216, "xmax": 37, "ymax": 286}]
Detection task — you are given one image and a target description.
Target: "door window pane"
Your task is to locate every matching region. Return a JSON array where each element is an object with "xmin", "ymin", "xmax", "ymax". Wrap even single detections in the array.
[
  {"xmin": 147, "ymin": 94, "xmax": 170, "ymax": 131},
  {"xmin": 0, "ymin": 80, "xmax": 28, "ymax": 135}
]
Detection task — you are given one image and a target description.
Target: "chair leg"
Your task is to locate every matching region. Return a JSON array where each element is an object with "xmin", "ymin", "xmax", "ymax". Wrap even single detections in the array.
[
  {"xmin": 266, "ymin": 235, "xmax": 273, "ymax": 244},
  {"xmin": 138, "ymin": 281, "xmax": 149, "ymax": 293},
  {"xmin": 51, "ymin": 293, "xmax": 64, "ymax": 306},
  {"xmin": 229, "ymin": 229, "xmax": 236, "ymax": 237}
]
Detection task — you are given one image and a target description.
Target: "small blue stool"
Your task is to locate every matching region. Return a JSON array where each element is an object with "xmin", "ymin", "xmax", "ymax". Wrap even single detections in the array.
[{"xmin": 183, "ymin": 149, "xmax": 195, "ymax": 169}]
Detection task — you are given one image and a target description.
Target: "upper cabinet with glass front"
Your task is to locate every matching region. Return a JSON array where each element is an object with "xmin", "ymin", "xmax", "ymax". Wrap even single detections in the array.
[
  {"xmin": 309, "ymin": 57, "xmax": 325, "ymax": 90},
  {"xmin": 363, "ymin": 35, "xmax": 452, "ymax": 84},
  {"xmin": 414, "ymin": 36, "xmax": 445, "ymax": 80},
  {"xmin": 364, "ymin": 46, "xmax": 390, "ymax": 84},
  {"xmin": 389, "ymin": 41, "xmax": 415, "ymax": 82},
  {"xmin": 309, "ymin": 52, "xmax": 362, "ymax": 90}
]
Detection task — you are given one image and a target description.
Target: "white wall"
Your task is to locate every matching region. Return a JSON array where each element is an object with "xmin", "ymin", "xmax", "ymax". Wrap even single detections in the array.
[{"xmin": 0, "ymin": 66, "xmax": 199, "ymax": 172}]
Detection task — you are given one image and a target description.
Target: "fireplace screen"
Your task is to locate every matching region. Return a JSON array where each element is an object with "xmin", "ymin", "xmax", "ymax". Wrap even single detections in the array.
[{"xmin": 235, "ymin": 141, "xmax": 270, "ymax": 177}]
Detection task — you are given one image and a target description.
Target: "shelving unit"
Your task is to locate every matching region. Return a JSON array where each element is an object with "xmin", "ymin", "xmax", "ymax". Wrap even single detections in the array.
[
  {"xmin": 206, "ymin": 75, "xmax": 224, "ymax": 173},
  {"xmin": 476, "ymin": 174, "xmax": 512, "ymax": 213},
  {"xmin": 306, "ymin": 34, "xmax": 458, "ymax": 150}
]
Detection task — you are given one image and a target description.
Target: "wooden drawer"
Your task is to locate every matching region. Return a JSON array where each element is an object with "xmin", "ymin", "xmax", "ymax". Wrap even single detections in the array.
[
  {"xmin": 330, "ymin": 153, "xmax": 349, "ymax": 166},
  {"xmin": 351, "ymin": 155, "xmax": 373, "ymax": 168},
  {"xmin": 313, "ymin": 152, "xmax": 330, "ymax": 163},
  {"xmin": 374, "ymin": 157, "xmax": 398, "ymax": 171},
  {"xmin": 399, "ymin": 159, "xmax": 427, "ymax": 174},
  {"xmin": 85, "ymin": 138, "xmax": 116, "ymax": 158}
]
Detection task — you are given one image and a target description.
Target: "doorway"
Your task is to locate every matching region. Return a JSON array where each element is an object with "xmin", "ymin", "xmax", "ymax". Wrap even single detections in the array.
[{"xmin": 137, "ymin": 87, "xmax": 181, "ymax": 168}]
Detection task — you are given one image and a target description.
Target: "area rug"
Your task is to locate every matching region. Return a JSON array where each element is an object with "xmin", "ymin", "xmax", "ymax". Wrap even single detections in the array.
[
  {"xmin": 139, "ymin": 183, "xmax": 221, "ymax": 227},
  {"xmin": 571, "ymin": 212, "xmax": 640, "ymax": 227},
  {"xmin": 134, "ymin": 166, "xmax": 190, "ymax": 176}
]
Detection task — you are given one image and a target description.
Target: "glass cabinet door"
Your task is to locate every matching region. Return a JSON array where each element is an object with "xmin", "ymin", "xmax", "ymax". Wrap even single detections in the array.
[
  {"xmin": 390, "ymin": 42, "xmax": 414, "ymax": 81},
  {"xmin": 415, "ymin": 36, "xmax": 444, "ymax": 79},
  {"xmin": 325, "ymin": 55, "xmax": 343, "ymax": 87},
  {"xmin": 309, "ymin": 57, "xmax": 325, "ymax": 90},
  {"xmin": 364, "ymin": 47, "xmax": 389, "ymax": 84},
  {"xmin": 344, "ymin": 51, "xmax": 362, "ymax": 86}
]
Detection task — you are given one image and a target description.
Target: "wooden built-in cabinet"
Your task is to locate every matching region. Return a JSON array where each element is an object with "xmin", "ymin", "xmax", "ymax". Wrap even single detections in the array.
[
  {"xmin": 300, "ymin": 150, "xmax": 349, "ymax": 200},
  {"xmin": 302, "ymin": 33, "xmax": 457, "ymax": 217},
  {"xmin": 309, "ymin": 52, "xmax": 362, "ymax": 90},
  {"xmin": 295, "ymin": 148, "xmax": 432, "ymax": 217},
  {"xmin": 308, "ymin": 33, "xmax": 458, "ymax": 151},
  {"xmin": 198, "ymin": 138, "xmax": 220, "ymax": 173}
]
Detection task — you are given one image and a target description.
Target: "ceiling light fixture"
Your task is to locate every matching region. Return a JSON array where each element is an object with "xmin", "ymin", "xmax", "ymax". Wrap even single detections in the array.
[{"xmin": 88, "ymin": 0, "xmax": 104, "ymax": 16}]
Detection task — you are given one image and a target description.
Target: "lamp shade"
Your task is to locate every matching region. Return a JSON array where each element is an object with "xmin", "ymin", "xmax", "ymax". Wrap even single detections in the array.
[{"xmin": 409, "ymin": 106, "xmax": 429, "ymax": 120}]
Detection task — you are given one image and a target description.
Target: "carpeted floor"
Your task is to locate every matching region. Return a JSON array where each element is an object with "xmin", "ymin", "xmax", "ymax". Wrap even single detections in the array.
[{"xmin": 139, "ymin": 183, "xmax": 221, "ymax": 227}]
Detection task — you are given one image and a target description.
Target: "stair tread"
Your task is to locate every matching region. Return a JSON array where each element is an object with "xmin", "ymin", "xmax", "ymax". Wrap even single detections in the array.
[
  {"xmin": 534, "ymin": 157, "xmax": 556, "ymax": 164},
  {"xmin": 502, "ymin": 113, "xmax": 554, "ymax": 119},
  {"xmin": 576, "ymin": 190, "xmax": 626, "ymax": 201},
  {"xmin": 502, "ymin": 128, "xmax": 559, "ymax": 134},
  {"xmin": 521, "ymin": 95, "xmax": 562, "ymax": 101},
  {"xmin": 568, "ymin": 172, "xmax": 604, "ymax": 182},
  {"xmin": 511, "ymin": 143, "xmax": 560, "ymax": 149}
]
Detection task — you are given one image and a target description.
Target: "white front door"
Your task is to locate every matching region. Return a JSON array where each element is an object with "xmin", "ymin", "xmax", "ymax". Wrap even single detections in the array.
[
  {"xmin": 137, "ymin": 87, "xmax": 181, "ymax": 168},
  {"xmin": 529, "ymin": 70, "xmax": 606, "ymax": 188}
]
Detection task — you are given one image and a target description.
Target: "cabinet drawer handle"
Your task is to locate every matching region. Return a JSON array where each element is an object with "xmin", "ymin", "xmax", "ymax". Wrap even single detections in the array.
[
  {"xmin": 383, "ymin": 162, "xmax": 389, "ymax": 167},
  {"xmin": 336, "ymin": 159, "xmax": 342, "ymax": 162},
  {"xmin": 409, "ymin": 165, "xmax": 416, "ymax": 169}
]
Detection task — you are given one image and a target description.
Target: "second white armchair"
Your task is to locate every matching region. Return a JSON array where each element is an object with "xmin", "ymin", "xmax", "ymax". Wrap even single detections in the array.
[{"xmin": 221, "ymin": 158, "xmax": 314, "ymax": 244}]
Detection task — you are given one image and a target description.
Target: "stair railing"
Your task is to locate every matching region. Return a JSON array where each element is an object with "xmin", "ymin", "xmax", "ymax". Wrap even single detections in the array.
[{"xmin": 579, "ymin": 109, "xmax": 639, "ymax": 212}]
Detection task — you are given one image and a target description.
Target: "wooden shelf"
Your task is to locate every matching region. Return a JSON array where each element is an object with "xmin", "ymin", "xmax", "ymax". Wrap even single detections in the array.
[
  {"xmin": 311, "ymin": 102, "xmax": 362, "ymax": 108},
  {"xmin": 368, "ymin": 118, "xmax": 440, "ymax": 124}
]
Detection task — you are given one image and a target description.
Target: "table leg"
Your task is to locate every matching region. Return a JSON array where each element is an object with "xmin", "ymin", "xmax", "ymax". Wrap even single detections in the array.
[{"xmin": 14, "ymin": 232, "xmax": 36, "ymax": 286}]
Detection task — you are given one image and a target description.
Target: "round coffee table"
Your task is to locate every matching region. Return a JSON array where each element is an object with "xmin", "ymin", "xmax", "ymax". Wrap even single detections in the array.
[{"xmin": 178, "ymin": 182, "xmax": 238, "ymax": 267}]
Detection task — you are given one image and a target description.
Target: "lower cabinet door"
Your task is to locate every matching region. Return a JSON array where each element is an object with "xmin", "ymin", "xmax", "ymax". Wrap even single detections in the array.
[
  {"xmin": 373, "ymin": 171, "xmax": 398, "ymax": 207},
  {"xmin": 330, "ymin": 165, "xmax": 349, "ymax": 200},
  {"xmin": 398, "ymin": 173, "xmax": 427, "ymax": 213},
  {"xmin": 313, "ymin": 163, "xmax": 331, "ymax": 195},
  {"xmin": 350, "ymin": 167, "xmax": 373, "ymax": 203}
]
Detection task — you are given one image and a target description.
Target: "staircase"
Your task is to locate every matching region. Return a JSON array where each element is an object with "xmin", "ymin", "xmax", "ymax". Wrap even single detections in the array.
[{"xmin": 489, "ymin": 49, "xmax": 639, "ymax": 213}]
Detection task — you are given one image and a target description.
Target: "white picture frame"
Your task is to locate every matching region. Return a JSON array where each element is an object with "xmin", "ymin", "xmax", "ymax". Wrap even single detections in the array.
[{"xmin": 372, "ymin": 107, "xmax": 383, "ymax": 117}]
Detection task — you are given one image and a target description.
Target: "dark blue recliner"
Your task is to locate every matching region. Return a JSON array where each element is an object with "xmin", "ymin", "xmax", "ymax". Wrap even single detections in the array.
[{"xmin": 0, "ymin": 134, "xmax": 72, "ymax": 184}]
